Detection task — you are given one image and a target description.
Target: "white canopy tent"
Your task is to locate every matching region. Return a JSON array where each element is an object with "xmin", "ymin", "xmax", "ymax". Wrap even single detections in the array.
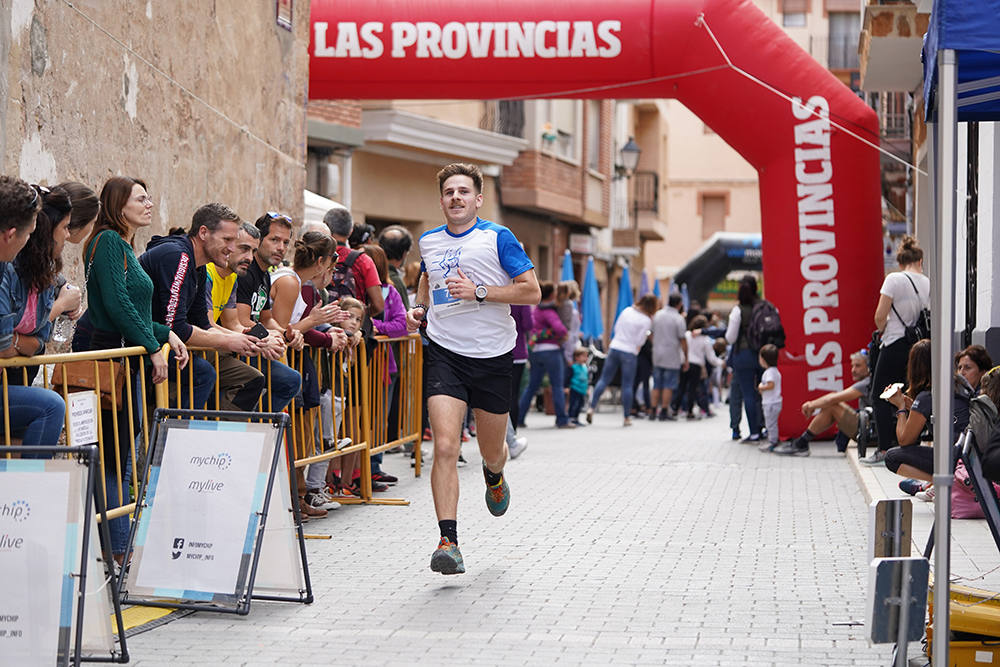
[{"xmin": 303, "ymin": 189, "xmax": 346, "ymax": 225}]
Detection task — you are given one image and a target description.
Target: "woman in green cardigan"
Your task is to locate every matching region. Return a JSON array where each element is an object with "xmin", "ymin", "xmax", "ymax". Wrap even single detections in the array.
[{"xmin": 72, "ymin": 176, "xmax": 188, "ymax": 561}]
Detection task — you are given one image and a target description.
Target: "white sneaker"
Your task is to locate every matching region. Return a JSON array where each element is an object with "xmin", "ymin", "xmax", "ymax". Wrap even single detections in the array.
[
  {"xmin": 859, "ymin": 450, "xmax": 887, "ymax": 466},
  {"xmin": 509, "ymin": 436, "xmax": 528, "ymax": 459},
  {"xmin": 915, "ymin": 487, "xmax": 936, "ymax": 502},
  {"xmin": 307, "ymin": 490, "xmax": 341, "ymax": 511}
]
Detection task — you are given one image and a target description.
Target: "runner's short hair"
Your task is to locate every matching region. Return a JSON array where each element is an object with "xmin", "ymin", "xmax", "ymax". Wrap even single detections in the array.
[{"xmin": 437, "ymin": 163, "xmax": 483, "ymax": 194}]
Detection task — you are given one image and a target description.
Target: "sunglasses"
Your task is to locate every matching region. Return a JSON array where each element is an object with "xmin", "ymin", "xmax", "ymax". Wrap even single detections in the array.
[
  {"xmin": 28, "ymin": 183, "xmax": 50, "ymax": 209},
  {"xmin": 266, "ymin": 211, "xmax": 292, "ymax": 223}
]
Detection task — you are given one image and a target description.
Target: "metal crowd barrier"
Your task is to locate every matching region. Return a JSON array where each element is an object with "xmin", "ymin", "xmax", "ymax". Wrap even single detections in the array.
[
  {"xmin": 183, "ymin": 333, "xmax": 423, "ymax": 505},
  {"xmin": 0, "ymin": 345, "xmax": 170, "ymax": 524}
]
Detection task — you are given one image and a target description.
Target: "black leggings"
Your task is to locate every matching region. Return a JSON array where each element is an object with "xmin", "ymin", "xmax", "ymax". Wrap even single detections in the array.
[
  {"xmin": 885, "ymin": 443, "xmax": 959, "ymax": 476},
  {"xmin": 872, "ymin": 338, "xmax": 911, "ymax": 451}
]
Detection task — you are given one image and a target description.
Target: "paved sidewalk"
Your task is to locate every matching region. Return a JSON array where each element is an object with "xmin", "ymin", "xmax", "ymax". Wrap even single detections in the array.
[
  {"xmin": 849, "ymin": 447, "xmax": 1000, "ymax": 591},
  {"xmin": 127, "ymin": 409, "xmax": 900, "ymax": 666}
]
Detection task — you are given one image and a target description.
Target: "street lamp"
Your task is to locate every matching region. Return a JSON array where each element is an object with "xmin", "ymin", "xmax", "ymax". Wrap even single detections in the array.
[{"xmin": 616, "ymin": 136, "xmax": 641, "ymax": 178}]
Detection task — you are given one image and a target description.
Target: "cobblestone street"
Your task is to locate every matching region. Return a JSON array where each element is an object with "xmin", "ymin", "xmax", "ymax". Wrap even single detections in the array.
[{"xmin": 128, "ymin": 408, "xmax": 897, "ymax": 666}]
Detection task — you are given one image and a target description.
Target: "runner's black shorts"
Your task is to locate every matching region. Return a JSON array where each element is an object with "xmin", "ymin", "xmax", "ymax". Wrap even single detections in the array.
[{"xmin": 424, "ymin": 338, "xmax": 512, "ymax": 414}]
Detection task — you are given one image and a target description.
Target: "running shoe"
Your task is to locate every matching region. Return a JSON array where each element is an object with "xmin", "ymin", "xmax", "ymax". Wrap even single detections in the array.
[
  {"xmin": 899, "ymin": 479, "xmax": 930, "ymax": 496},
  {"xmin": 773, "ymin": 441, "xmax": 810, "ymax": 457},
  {"xmin": 430, "ymin": 537, "xmax": 465, "ymax": 575},
  {"xmin": 915, "ymin": 486, "xmax": 936, "ymax": 502},
  {"xmin": 371, "ymin": 471, "xmax": 398, "ymax": 485},
  {"xmin": 758, "ymin": 440, "xmax": 778, "ymax": 453},
  {"xmin": 859, "ymin": 450, "xmax": 887, "ymax": 466},
  {"xmin": 483, "ymin": 464, "xmax": 510, "ymax": 516}
]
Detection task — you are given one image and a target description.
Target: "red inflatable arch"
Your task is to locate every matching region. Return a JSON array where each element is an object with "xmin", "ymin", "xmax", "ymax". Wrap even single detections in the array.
[{"xmin": 309, "ymin": 0, "xmax": 884, "ymax": 437}]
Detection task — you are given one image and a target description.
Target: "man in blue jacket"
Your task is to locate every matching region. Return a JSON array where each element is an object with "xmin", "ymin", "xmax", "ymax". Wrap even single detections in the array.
[{"xmin": 140, "ymin": 203, "xmax": 264, "ymax": 409}]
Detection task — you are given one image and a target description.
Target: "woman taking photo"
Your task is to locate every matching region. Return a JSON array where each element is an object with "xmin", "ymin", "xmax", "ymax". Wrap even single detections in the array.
[
  {"xmin": 865, "ymin": 235, "xmax": 929, "ymax": 465},
  {"xmin": 884, "ymin": 339, "xmax": 971, "ymax": 499}
]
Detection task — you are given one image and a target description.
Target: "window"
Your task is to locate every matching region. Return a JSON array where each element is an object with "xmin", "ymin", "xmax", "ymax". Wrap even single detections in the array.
[
  {"xmin": 542, "ymin": 99, "xmax": 579, "ymax": 161},
  {"xmin": 828, "ymin": 12, "xmax": 860, "ymax": 70},
  {"xmin": 587, "ymin": 100, "xmax": 601, "ymax": 171},
  {"xmin": 780, "ymin": 0, "xmax": 809, "ymax": 26},
  {"xmin": 699, "ymin": 193, "xmax": 727, "ymax": 240}
]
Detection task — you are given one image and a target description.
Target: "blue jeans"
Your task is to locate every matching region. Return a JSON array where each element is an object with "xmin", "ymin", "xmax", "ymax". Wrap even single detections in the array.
[
  {"xmin": 103, "ymin": 457, "xmax": 133, "ymax": 555},
  {"xmin": 1, "ymin": 385, "xmax": 65, "ymax": 452},
  {"xmin": 263, "ymin": 359, "xmax": 301, "ymax": 412},
  {"xmin": 568, "ymin": 389, "xmax": 586, "ymax": 422},
  {"xmin": 518, "ymin": 349, "xmax": 569, "ymax": 426},
  {"xmin": 591, "ymin": 348, "xmax": 638, "ymax": 418},
  {"xmin": 172, "ymin": 355, "xmax": 216, "ymax": 410},
  {"xmin": 731, "ymin": 348, "xmax": 762, "ymax": 436}
]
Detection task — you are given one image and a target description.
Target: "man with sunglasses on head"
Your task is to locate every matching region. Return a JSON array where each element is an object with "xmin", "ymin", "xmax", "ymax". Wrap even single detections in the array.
[
  {"xmin": 233, "ymin": 212, "xmax": 302, "ymax": 412},
  {"xmin": 0, "ymin": 177, "xmax": 65, "ymax": 453}
]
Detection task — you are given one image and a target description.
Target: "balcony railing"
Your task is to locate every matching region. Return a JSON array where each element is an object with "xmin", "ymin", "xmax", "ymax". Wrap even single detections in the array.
[
  {"xmin": 480, "ymin": 100, "xmax": 525, "ymax": 139},
  {"xmin": 633, "ymin": 171, "xmax": 658, "ymax": 214}
]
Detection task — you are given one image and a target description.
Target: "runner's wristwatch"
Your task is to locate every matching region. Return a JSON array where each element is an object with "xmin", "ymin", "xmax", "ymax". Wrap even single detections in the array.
[
  {"xmin": 475, "ymin": 285, "xmax": 488, "ymax": 303},
  {"xmin": 413, "ymin": 303, "xmax": 428, "ymax": 320}
]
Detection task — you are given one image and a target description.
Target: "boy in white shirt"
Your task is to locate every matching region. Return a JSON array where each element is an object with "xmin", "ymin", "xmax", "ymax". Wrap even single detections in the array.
[{"xmin": 757, "ymin": 344, "xmax": 782, "ymax": 452}]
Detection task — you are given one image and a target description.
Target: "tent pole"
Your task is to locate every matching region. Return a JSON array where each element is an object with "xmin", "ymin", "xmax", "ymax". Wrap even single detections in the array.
[{"xmin": 932, "ymin": 48, "xmax": 958, "ymax": 667}]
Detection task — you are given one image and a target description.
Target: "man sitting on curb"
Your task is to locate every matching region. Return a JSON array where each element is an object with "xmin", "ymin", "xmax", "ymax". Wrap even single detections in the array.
[{"xmin": 774, "ymin": 351, "xmax": 870, "ymax": 457}]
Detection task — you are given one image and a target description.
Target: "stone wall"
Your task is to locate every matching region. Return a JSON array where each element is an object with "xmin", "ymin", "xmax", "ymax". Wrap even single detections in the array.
[{"xmin": 1, "ymin": 0, "xmax": 310, "ymax": 286}]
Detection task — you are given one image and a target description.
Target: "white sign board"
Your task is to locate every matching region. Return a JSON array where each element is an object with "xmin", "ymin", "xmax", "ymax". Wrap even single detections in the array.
[
  {"xmin": 131, "ymin": 427, "xmax": 269, "ymax": 596},
  {"xmin": 67, "ymin": 391, "xmax": 99, "ymax": 446}
]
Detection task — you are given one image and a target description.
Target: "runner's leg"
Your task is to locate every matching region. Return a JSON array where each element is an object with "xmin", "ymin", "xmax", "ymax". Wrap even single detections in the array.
[{"xmin": 428, "ymin": 394, "xmax": 468, "ymax": 521}]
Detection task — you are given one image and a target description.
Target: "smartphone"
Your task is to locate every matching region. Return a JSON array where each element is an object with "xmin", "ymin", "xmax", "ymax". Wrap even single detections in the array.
[
  {"xmin": 879, "ymin": 382, "xmax": 904, "ymax": 400},
  {"xmin": 247, "ymin": 322, "xmax": 269, "ymax": 339}
]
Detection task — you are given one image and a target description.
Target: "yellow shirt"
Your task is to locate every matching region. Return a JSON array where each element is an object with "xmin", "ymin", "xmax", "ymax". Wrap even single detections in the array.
[{"xmin": 205, "ymin": 263, "xmax": 237, "ymax": 323}]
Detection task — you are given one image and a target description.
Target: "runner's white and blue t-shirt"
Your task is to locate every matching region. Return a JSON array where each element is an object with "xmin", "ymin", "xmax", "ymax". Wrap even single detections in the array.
[{"xmin": 419, "ymin": 217, "xmax": 533, "ymax": 358}]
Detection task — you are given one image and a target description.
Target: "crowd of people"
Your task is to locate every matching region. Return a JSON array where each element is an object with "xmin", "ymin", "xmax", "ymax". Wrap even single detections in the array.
[
  {"xmin": 512, "ymin": 233, "xmax": 1000, "ymax": 513},
  {"xmin": 0, "ymin": 174, "xmax": 424, "ymax": 564}
]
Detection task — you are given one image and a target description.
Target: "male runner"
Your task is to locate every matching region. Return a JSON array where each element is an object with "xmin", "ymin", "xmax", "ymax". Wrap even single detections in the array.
[{"xmin": 406, "ymin": 163, "xmax": 540, "ymax": 575}]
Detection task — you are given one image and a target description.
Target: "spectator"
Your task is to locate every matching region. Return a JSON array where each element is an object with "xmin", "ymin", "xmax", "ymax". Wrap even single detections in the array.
[
  {"xmin": 506, "ymin": 303, "xmax": 532, "ymax": 458},
  {"xmin": 865, "ymin": 235, "xmax": 929, "ymax": 465},
  {"xmin": 378, "ymin": 224, "xmax": 413, "ymax": 311},
  {"xmin": 979, "ymin": 368, "xmax": 1000, "ymax": 482},
  {"xmin": 678, "ymin": 314, "xmax": 723, "ymax": 420},
  {"xmin": 74, "ymin": 177, "xmax": 187, "ymax": 383},
  {"xmin": 651, "ymin": 294, "xmax": 688, "ymax": 421},
  {"xmin": 568, "ymin": 347, "xmax": 589, "ymax": 425},
  {"xmin": 363, "ymin": 242, "xmax": 406, "ymax": 488},
  {"xmin": 556, "ymin": 280, "xmax": 581, "ymax": 366},
  {"xmin": 2, "ymin": 186, "xmax": 82, "ymax": 360},
  {"xmin": 587, "ymin": 294, "xmax": 658, "ymax": 427},
  {"xmin": 327, "ymin": 297, "xmax": 366, "ymax": 498},
  {"xmin": 884, "ymin": 339, "xmax": 970, "ymax": 497},
  {"xmin": 756, "ymin": 344, "xmax": 783, "ymax": 453},
  {"xmin": 955, "ymin": 344, "xmax": 993, "ymax": 392},
  {"xmin": 72, "ymin": 177, "xmax": 190, "ymax": 563},
  {"xmin": 0, "ymin": 177, "xmax": 65, "ymax": 455},
  {"xmin": 779, "ymin": 351, "xmax": 870, "ymax": 457},
  {"xmin": 234, "ymin": 211, "xmax": 304, "ymax": 412},
  {"xmin": 322, "ymin": 207, "xmax": 385, "ymax": 315},
  {"xmin": 203, "ymin": 222, "xmax": 268, "ymax": 411},
  {"xmin": 58, "ymin": 181, "xmax": 100, "ymax": 244},
  {"xmin": 140, "ymin": 202, "xmax": 262, "ymax": 409},
  {"xmin": 517, "ymin": 281, "xmax": 573, "ymax": 429},
  {"xmin": 725, "ymin": 274, "xmax": 764, "ymax": 442}
]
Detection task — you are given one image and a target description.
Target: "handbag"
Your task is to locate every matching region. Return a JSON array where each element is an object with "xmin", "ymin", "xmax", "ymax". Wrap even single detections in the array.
[
  {"xmin": 951, "ymin": 460, "xmax": 1000, "ymax": 519},
  {"xmin": 892, "ymin": 273, "xmax": 931, "ymax": 345},
  {"xmin": 51, "ymin": 359, "xmax": 126, "ymax": 408},
  {"xmin": 52, "ymin": 230, "xmax": 131, "ymax": 408}
]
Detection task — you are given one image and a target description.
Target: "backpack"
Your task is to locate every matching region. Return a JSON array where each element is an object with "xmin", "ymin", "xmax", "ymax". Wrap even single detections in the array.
[
  {"xmin": 892, "ymin": 273, "xmax": 931, "ymax": 345},
  {"xmin": 746, "ymin": 299, "xmax": 785, "ymax": 350},
  {"xmin": 330, "ymin": 249, "xmax": 362, "ymax": 301}
]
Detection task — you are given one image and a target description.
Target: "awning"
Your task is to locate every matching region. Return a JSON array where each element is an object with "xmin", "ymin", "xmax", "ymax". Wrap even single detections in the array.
[
  {"xmin": 304, "ymin": 189, "xmax": 345, "ymax": 224},
  {"xmin": 922, "ymin": 0, "xmax": 1000, "ymax": 121}
]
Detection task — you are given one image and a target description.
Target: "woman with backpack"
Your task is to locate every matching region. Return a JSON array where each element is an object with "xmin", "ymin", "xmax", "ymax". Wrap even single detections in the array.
[
  {"xmin": 724, "ymin": 275, "xmax": 764, "ymax": 442},
  {"xmin": 864, "ymin": 235, "xmax": 930, "ymax": 465}
]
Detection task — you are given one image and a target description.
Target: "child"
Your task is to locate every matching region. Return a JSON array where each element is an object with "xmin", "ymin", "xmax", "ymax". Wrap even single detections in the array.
[
  {"xmin": 680, "ymin": 315, "xmax": 723, "ymax": 419},
  {"xmin": 327, "ymin": 297, "xmax": 367, "ymax": 498},
  {"xmin": 568, "ymin": 348, "xmax": 589, "ymax": 426},
  {"xmin": 757, "ymin": 344, "xmax": 782, "ymax": 452}
]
